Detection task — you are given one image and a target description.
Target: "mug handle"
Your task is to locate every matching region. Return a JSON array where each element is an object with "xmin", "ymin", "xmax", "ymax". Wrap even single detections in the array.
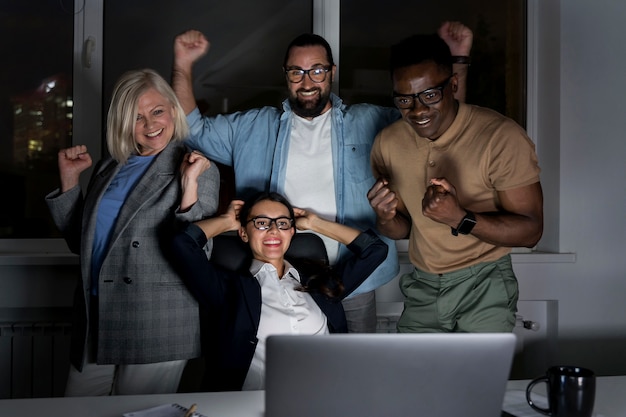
[{"xmin": 526, "ymin": 376, "xmax": 552, "ymax": 415}]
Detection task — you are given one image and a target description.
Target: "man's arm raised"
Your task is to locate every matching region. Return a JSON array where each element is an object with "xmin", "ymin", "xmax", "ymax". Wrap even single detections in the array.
[
  {"xmin": 172, "ymin": 30, "xmax": 210, "ymax": 115},
  {"xmin": 438, "ymin": 21, "xmax": 473, "ymax": 103}
]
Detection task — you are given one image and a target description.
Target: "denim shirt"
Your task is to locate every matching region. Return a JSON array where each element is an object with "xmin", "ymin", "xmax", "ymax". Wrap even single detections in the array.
[{"xmin": 185, "ymin": 93, "xmax": 401, "ymax": 295}]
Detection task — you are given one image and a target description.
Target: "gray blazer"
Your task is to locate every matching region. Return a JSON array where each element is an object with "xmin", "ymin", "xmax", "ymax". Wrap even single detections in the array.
[{"xmin": 46, "ymin": 142, "xmax": 220, "ymax": 369}]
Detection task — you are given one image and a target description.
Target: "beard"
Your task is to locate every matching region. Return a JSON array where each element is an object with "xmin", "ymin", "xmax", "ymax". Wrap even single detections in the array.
[{"xmin": 288, "ymin": 86, "xmax": 332, "ymax": 118}]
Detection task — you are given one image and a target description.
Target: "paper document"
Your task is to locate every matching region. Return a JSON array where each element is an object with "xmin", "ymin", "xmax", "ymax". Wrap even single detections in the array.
[{"xmin": 123, "ymin": 403, "xmax": 208, "ymax": 417}]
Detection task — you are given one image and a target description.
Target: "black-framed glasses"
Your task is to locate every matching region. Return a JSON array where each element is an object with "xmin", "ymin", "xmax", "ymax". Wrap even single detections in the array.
[
  {"xmin": 247, "ymin": 216, "xmax": 294, "ymax": 230},
  {"xmin": 392, "ymin": 75, "xmax": 453, "ymax": 109},
  {"xmin": 285, "ymin": 65, "xmax": 332, "ymax": 83}
]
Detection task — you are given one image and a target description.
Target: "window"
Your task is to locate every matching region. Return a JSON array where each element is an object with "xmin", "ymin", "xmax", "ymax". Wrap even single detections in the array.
[
  {"xmin": 0, "ymin": 1, "xmax": 74, "ymax": 238},
  {"xmin": 103, "ymin": 1, "xmax": 313, "ymax": 117},
  {"xmin": 339, "ymin": 0, "xmax": 526, "ymax": 126},
  {"xmin": 337, "ymin": 1, "xmax": 534, "ymax": 253},
  {"xmin": 1, "ymin": 0, "xmax": 534, "ymax": 248},
  {"xmin": 103, "ymin": 0, "xmax": 313, "ymax": 210}
]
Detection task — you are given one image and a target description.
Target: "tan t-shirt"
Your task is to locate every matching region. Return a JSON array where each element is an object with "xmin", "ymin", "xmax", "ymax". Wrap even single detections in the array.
[{"xmin": 371, "ymin": 103, "xmax": 540, "ymax": 273}]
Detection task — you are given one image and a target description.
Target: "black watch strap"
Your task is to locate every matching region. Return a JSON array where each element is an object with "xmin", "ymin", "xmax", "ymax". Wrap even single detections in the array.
[{"xmin": 451, "ymin": 210, "xmax": 476, "ymax": 236}]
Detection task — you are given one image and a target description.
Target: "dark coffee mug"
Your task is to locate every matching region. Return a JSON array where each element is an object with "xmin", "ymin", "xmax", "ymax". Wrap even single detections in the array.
[{"xmin": 526, "ymin": 366, "xmax": 596, "ymax": 417}]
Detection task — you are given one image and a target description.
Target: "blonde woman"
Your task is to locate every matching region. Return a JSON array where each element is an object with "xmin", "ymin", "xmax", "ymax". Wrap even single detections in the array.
[{"xmin": 46, "ymin": 69, "xmax": 220, "ymax": 396}]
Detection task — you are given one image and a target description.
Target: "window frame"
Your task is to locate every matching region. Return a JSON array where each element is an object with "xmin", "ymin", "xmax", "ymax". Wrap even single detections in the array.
[
  {"xmin": 0, "ymin": 0, "xmax": 103, "ymax": 259},
  {"xmin": 0, "ymin": 0, "xmax": 565, "ymax": 261}
]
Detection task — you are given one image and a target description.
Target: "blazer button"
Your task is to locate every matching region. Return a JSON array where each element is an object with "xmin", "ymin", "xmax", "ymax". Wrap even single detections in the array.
[
  {"xmin": 132, "ymin": 241, "xmax": 140, "ymax": 248},
  {"xmin": 123, "ymin": 277, "xmax": 133, "ymax": 284}
]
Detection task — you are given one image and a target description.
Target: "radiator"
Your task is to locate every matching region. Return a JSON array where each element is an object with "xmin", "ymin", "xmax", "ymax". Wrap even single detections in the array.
[{"xmin": 0, "ymin": 321, "xmax": 71, "ymax": 399}]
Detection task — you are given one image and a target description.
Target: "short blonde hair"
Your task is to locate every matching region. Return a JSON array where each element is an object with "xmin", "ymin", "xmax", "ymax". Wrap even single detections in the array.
[{"xmin": 106, "ymin": 69, "xmax": 189, "ymax": 163}]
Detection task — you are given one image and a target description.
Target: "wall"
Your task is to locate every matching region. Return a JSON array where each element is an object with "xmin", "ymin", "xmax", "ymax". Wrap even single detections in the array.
[
  {"xmin": 520, "ymin": 0, "xmax": 626, "ymax": 375},
  {"xmin": 495, "ymin": 0, "xmax": 626, "ymax": 375}
]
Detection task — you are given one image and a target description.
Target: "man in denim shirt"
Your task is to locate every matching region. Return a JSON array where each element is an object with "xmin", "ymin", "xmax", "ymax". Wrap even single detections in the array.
[{"xmin": 171, "ymin": 22, "xmax": 472, "ymax": 332}]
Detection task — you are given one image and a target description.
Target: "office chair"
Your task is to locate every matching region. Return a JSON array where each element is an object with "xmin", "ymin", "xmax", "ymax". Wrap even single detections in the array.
[{"xmin": 210, "ymin": 231, "xmax": 329, "ymax": 273}]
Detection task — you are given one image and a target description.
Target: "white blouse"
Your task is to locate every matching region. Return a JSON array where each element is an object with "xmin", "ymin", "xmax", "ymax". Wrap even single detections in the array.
[{"xmin": 242, "ymin": 259, "xmax": 328, "ymax": 390}]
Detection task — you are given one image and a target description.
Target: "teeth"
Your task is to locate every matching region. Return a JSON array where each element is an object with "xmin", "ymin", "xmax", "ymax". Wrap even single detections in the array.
[
  {"xmin": 415, "ymin": 119, "xmax": 430, "ymax": 125},
  {"xmin": 299, "ymin": 90, "xmax": 317, "ymax": 97},
  {"xmin": 146, "ymin": 128, "xmax": 163, "ymax": 137}
]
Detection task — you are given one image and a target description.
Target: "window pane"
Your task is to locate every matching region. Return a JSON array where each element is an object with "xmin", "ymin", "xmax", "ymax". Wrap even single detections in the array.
[
  {"xmin": 104, "ymin": 0, "xmax": 313, "ymax": 209},
  {"xmin": 339, "ymin": 0, "xmax": 526, "ymax": 126},
  {"xmin": 104, "ymin": 1, "xmax": 313, "ymax": 116},
  {"xmin": 0, "ymin": 1, "xmax": 74, "ymax": 238}
]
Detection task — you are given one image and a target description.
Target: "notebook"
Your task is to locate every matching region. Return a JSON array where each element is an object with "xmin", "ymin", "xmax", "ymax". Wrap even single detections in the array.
[
  {"xmin": 265, "ymin": 333, "xmax": 516, "ymax": 417},
  {"xmin": 123, "ymin": 403, "xmax": 206, "ymax": 417}
]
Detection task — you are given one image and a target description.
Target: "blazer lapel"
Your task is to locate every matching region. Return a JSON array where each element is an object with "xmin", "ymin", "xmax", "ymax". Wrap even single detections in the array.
[
  {"xmin": 107, "ymin": 142, "xmax": 184, "ymax": 250},
  {"xmin": 81, "ymin": 159, "xmax": 118, "ymax": 284},
  {"xmin": 240, "ymin": 275, "xmax": 262, "ymax": 334}
]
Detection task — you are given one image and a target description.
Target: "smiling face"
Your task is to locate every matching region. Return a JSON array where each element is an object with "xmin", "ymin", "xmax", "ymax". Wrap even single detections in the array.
[
  {"xmin": 239, "ymin": 199, "xmax": 295, "ymax": 271},
  {"xmin": 392, "ymin": 61, "xmax": 458, "ymax": 140},
  {"xmin": 133, "ymin": 87, "xmax": 176, "ymax": 156},
  {"xmin": 285, "ymin": 45, "xmax": 336, "ymax": 119}
]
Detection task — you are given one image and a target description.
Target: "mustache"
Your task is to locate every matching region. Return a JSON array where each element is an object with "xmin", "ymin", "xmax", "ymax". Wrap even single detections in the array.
[
  {"xmin": 296, "ymin": 87, "xmax": 321, "ymax": 93},
  {"xmin": 407, "ymin": 113, "xmax": 432, "ymax": 121}
]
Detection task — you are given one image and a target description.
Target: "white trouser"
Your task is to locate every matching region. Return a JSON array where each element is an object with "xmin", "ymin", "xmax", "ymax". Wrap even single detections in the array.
[{"xmin": 64, "ymin": 359, "xmax": 187, "ymax": 396}]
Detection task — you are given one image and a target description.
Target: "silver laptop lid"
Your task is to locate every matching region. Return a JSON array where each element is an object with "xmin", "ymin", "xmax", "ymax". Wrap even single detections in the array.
[{"xmin": 265, "ymin": 333, "xmax": 516, "ymax": 417}]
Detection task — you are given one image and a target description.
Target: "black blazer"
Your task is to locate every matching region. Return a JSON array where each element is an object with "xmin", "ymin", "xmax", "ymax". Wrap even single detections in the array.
[{"xmin": 170, "ymin": 224, "xmax": 388, "ymax": 391}]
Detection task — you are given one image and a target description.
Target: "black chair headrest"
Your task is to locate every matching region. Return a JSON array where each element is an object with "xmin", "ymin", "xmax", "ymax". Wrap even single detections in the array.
[{"xmin": 210, "ymin": 231, "xmax": 329, "ymax": 273}]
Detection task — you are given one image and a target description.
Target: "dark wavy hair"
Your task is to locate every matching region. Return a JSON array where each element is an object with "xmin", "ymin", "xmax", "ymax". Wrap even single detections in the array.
[
  {"xmin": 239, "ymin": 191, "xmax": 295, "ymax": 228},
  {"xmin": 241, "ymin": 191, "xmax": 344, "ymax": 299}
]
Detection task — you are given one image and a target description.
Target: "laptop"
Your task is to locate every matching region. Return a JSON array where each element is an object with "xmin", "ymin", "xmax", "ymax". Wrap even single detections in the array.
[{"xmin": 265, "ymin": 333, "xmax": 516, "ymax": 417}]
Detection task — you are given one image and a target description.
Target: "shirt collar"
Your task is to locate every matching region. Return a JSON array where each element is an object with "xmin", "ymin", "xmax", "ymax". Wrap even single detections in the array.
[{"xmin": 249, "ymin": 259, "xmax": 301, "ymax": 282}]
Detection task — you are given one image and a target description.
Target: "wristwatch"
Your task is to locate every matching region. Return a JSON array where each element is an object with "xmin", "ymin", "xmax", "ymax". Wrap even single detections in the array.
[{"xmin": 451, "ymin": 210, "xmax": 476, "ymax": 236}]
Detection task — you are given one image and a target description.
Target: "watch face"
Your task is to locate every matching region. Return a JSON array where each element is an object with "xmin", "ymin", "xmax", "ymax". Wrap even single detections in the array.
[
  {"xmin": 451, "ymin": 211, "xmax": 476, "ymax": 236},
  {"xmin": 458, "ymin": 219, "xmax": 476, "ymax": 234},
  {"xmin": 457, "ymin": 211, "xmax": 476, "ymax": 235}
]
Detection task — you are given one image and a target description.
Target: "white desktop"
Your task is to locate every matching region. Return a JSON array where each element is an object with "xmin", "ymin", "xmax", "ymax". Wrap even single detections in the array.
[{"xmin": 0, "ymin": 376, "xmax": 623, "ymax": 417}]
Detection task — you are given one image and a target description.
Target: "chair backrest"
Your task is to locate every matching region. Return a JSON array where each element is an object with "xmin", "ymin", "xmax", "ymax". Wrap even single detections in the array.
[
  {"xmin": 210, "ymin": 232, "xmax": 329, "ymax": 273},
  {"xmin": 210, "ymin": 232, "xmax": 252, "ymax": 273}
]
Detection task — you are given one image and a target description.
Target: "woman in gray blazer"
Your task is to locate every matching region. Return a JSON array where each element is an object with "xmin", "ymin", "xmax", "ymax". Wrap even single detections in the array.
[{"xmin": 46, "ymin": 69, "xmax": 220, "ymax": 396}]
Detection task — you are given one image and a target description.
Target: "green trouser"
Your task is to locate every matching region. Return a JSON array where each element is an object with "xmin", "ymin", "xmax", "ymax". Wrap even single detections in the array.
[{"xmin": 397, "ymin": 255, "xmax": 518, "ymax": 333}]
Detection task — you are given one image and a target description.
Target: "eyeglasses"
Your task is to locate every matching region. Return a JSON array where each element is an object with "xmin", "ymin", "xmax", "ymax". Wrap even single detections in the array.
[
  {"xmin": 392, "ymin": 75, "xmax": 453, "ymax": 109},
  {"xmin": 285, "ymin": 66, "xmax": 332, "ymax": 83},
  {"xmin": 247, "ymin": 216, "xmax": 294, "ymax": 230}
]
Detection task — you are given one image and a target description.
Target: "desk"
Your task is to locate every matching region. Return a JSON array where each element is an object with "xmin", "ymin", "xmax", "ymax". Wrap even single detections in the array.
[
  {"xmin": 0, "ymin": 377, "xmax": 623, "ymax": 417},
  {"xmin": 0, "ymin": 391, "xmax": 264, "ymax": 417}
]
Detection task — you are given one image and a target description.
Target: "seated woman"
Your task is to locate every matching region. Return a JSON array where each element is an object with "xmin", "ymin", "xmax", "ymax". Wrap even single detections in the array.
[{"xmin": 170, "ymin": 191, "xmax": 388, "ymax": 392}]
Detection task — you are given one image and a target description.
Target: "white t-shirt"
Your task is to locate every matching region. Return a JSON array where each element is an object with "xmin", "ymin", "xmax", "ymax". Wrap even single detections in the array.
[{"xmin": 284, "ymin": 110, "xmax": 339, "ymax": 264}]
